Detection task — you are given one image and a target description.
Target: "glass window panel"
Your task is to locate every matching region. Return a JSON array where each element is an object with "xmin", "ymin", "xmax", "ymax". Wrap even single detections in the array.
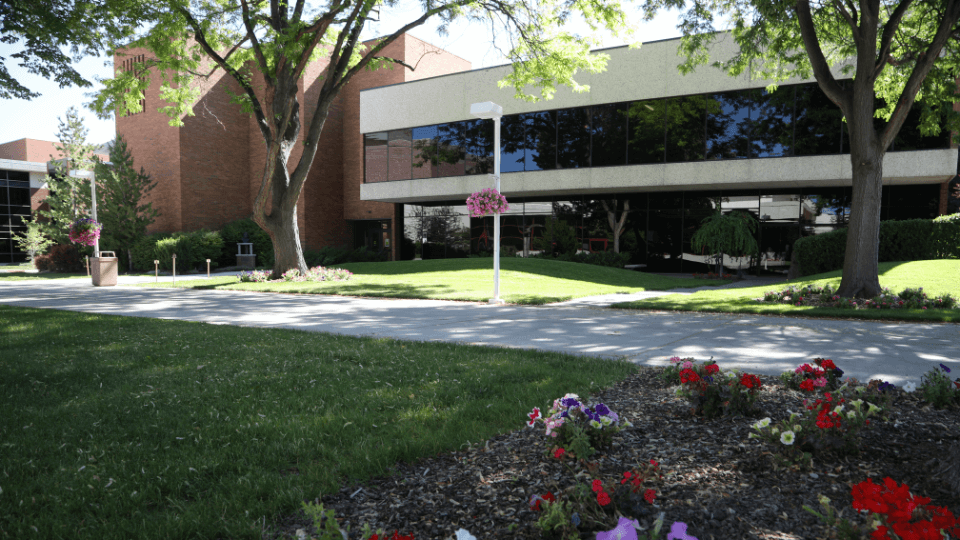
[
  {"xmin": 7, "ymin": 171, "xmax": 28, "ymax": 182},
  {"xmin": 388, "ymin": 129, "xmax": 412, "ymax": 181},
  {"xmin": 590, "ymin": 103, "xmax": 628, "ymax": 167},
  {"xmin": 0, "ymin": 188, "xmax": 7, "ymax": 205},
  {"xmin": 646, "ymin": 207, "xmax": 683, "ymax": 272},
  {"xmin": 882, "ymin": 184, "xmax": 941, "ymax": 220},
  {"xmin": 666, "ymin": 96, "xmax": 707, "ymax": 162},
  {"xmin": 363, "ymin": 132, "xmax": 388, "ymax": 183},
  {"xmin": 760, "ymin": 193, "xmax": 801, "ymax": 222},
  {"xmin": 411, "ymin": 125, "xmax": 438, "ymax": 180},
  {"xmin": 556, "ymin": 108, "xmax": 591, "ymax": 168},
  {"xmin": 949, "ymin": 176, "xmax": 960, "ymax": 215},
  {"xmin": 11, "ymin": 206, "xmax": 29, "ymax": 215},
  {"xmin": 9, "ymin": 187, "xmax": 29, "ymax": 206},
  {"xmin": 627, "ymin": 100, "xmax": 666, "ymax": 165},
  {"xmin": 0, "ymin": 254, "xmax": 12, "ymax": 264},
  {"xmin": 436, "ymin": 122, "xmax": 466, "ymax": 177},
  {"xmin": 753, "ymin": 87, "xmax": 794, "ymax": 157},
  {"xmin": 0, "ymin": 238, "xmax": 11, "ymax": 253},
  {"xmin": 649, "ymin": 193, "xmax": 683, "ymax": 209},
  {"xmin": 706, "ymin": 90, "xmax": 753, "ymax": 160},
  {"xmin": 464, "ymin": 119, "xmax": 493, "ymax": 175},
  {"xmin": 683, "ymin": 195, "xmax": 721, "ymax": 272},
  {"xmin": 802, "ymin": 188, "xmax": 852, "ymax": 231},
  {"xmin": 794, "ymin": 83, "xmax": 842, "ymax": 156},
  {"xmin": 500, "ymin": 115, "xmax": 526, "ymax": 173},
  {"xmin": 523, "ymin": 112, "xmax": 556, "ymax": 171},
  {"xmin": 9, "ymin": 180, "xmax": 27, "ymax": 188}
]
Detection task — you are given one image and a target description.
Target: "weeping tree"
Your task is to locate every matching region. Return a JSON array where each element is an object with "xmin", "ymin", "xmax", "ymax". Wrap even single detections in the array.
[
  {"xmin": 642, "ymin": 0, "xmax": 960, "ymax": 297},
  {"xmin": 91, "ymin": 0, "xmax": 635, "ymax": 277},
  {"xmin": 691, "ymin": 211, "xmax": 759, "ymax": 275}
]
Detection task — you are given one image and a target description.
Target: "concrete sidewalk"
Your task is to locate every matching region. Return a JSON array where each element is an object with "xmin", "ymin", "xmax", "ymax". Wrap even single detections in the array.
[{"xmin": 2, "ymin": 277, "xmax": 957, "ymax": 385}]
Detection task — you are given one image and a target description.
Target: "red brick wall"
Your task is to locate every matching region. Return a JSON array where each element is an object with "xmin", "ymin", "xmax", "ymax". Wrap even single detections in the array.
[
  {"xmin": 116, "ymin": 47, "xmax": 183, "ymax": 233},
  {"xmin": 0, "ymin": 139, "xmax": 63, "ymax": 163},
  {"xmin": 30, "ymin": 187, "xmax": 50, "ymax": 213}
]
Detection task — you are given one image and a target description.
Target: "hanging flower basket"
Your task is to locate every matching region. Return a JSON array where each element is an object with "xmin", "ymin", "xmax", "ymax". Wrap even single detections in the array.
[
  {"xmin": 68, "ymin": 218, "xmax": 102, "ymax": 247},
  {"xmin": 466, "ymin": 188, "xmax": 509, "ymax": 217}
]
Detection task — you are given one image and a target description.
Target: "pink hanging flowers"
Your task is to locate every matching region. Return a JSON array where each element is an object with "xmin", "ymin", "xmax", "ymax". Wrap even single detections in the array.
[
  {"xmin": 466, "ymin": 188, "xmax": 509, "ymax": 217},
  {"xmin": 68, "ymin": 218, "xmax": 102, "ymax": 247}
]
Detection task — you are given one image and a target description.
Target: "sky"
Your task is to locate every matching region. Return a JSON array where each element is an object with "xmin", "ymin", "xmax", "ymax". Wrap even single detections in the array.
[{"xmin": 0, "ymin": 5, "xmax": 686, "ymax": 147}]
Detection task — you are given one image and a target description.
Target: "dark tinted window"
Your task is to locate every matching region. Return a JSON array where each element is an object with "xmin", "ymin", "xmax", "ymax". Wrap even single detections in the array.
[
  {"xmin": 794, "ymin": 83, "xmax": 842, "ymax": 156},
  {"xmin": 464, "ymin": 119, "xmax": 493, "ymax": 175},
  {"xmin": 893, "ymin": 106, "xmax": 951, "ymax": 151},
  {"xmin": 500, "ymin": 114, "xmax": 526, "ymax": 173},
  {"xmin": 6, "ymin": 171, "xmax": 28, "ymax": 181},
  {"xmin": 557, "ymin": 107, "xmax": 591, "ymax": 168},
  {"xmin": 590, "ymin": 103, "xmax": 628, "ymax": 167},
  {"xmin": 436, "ymin": 122, "xmax": 466, "ymax": 177},
  {"xmin": 666, "ymin": 96, "xmax": 707, "ymax": 162},
  {"xmin": 388, "ymin": 129, "xmax": 412, "ymax": 181},
  {"xmin": 753, "ymin": 87, "xmax": 794, "ymax": 157},
  {"xmin": 706, "ymin": 90, "xmax": 753, "ymax": 159},
  {"xmin": 627, "ymin": 99, "xmax": 666, "ymax": 164},
  {"xmin": 9, "ymin": 187, "xmax": 29, "ymax": 206},
  {"xmin": 411, "ymin": 125, "xmax": 438, "ymax": 180},
  {"xmin": 524, "ymin": 111, "xmax": 556, "ymax": 171},
  {"xmin": 363, "ymin": 132, "xmax": 388, "ymax": 183}
]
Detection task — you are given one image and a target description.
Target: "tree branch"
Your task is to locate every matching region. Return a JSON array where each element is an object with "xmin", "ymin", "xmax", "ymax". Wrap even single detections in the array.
[
  {"xmin": 875, "ymin": 0, "xmax": 914, "ymax": 78},
  {"xmin": 830, "ymin": 0, "xmax": 859, "ymax": 36},
  {"xmin": 240, "ymin": 0, "xmax": 274, "ymax": 85},
  {"xmin": 796, "ymin": 0, "xmax": 850, "ymax": 111}
]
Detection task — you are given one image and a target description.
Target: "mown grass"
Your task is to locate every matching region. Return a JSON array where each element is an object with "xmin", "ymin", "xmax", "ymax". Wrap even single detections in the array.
[
  {"xmin": 0, "ymin": 305, "xmax": 637, "ymax": 540},
  {"xmin": 613, "ymin": 260, "xmax": 960, "ymax": 322},
  {"xmin": 135, "ymin": 257, "xmax": 728, "ymax": 304}
]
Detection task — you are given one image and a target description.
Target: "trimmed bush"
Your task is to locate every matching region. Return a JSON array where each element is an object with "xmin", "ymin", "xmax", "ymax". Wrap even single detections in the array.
[
  {"xmin": 794, "ymin": 216, "xmax": 960, "ymax": 276},
  {"xmin": 33, "ymin": 244, "xmax": 84, "ymax": 273},
  {"xmin": 130, "ymin": 230, "xmax": 224, "ymax": 272},
  {"xmin": 218, "ymin": 218, "xmax": 274, "ymax": 268}
]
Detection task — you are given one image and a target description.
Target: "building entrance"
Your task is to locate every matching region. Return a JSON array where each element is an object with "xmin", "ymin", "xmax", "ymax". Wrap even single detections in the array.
[{"xmin": 353, "ymin": 220, "xmax": 391, "ymax": 260}]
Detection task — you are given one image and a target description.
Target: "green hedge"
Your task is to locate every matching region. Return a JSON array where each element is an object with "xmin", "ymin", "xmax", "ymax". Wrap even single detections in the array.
[
  {"xmin": 794, "ymin": 214, "xmax": 960, "ymax": 276},
  {"xmin": 131, "ymin": 230, "xmax": 224, "ymax": 272},
  {"xmin": 218, "ymin": 218, "xmax": 274, "ymax": 268}
]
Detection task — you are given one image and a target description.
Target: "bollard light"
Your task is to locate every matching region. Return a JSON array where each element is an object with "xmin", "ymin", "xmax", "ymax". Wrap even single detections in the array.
[
  {"xmin": 206, "ymin": 259, "xmax": 211, "ymax": 277},
  {"xmin": 172, "ymin": 254, "xmax": 176, "ymax": 285},
  {"xmin": 85, "ymin": 256, "xmax": 90, "ymax": 276},
  {"xmin": 154, "ymin": 260, "xmax": 159, "ymax": 282}
]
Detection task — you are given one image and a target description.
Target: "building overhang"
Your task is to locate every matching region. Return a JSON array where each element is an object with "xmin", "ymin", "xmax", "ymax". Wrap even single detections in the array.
[{"xmin": 360, "ymin": 149, "xmax": 956, "ymax": 204}]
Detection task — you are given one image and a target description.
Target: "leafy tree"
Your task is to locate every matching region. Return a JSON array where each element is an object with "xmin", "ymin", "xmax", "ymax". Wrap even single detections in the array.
[
  {"xmin": 0, "ymin": 0, "xmax": 146, "ymax": 99},
  {"xmin": 37, "ymin": 107, "xmax": 97, "ymax": 244},
  {"xmin": 93, "ymin": 135, "xmax": 160, "ymax": 272},
  {"xmin": 691, "ymin": 210, "xmax": 759, "ymax": 274},
  {"xmin": 642, "ymin": 0, "xmax": 960, "ymax": 297},
  {"xmin": 12, "ymin": 216, "xmax": 54, "ymax": 261},
  {"xmin": 91, "ymin": 0, "xmax": 634, "ymax": 277}
]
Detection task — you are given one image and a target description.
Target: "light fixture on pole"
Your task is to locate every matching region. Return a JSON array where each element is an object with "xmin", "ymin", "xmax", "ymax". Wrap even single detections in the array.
[{"xmin": 470, "ymin": 101, "xmax": 504, "ymax": 304}]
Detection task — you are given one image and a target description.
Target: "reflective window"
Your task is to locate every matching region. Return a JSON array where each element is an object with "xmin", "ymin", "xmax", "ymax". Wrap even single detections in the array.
[
  {"xmin": 387, "ymin": 129, "xmax": 412, "ymax": 181},
  {"xmin": 464, "ymin": 119, "xmax": 493, "ymax": 175},
  {"xmin": 0, "ymin": 170, "xmax": 31, "ymax": 263},
  {"xmin": 627, "ymin": 99, "xmax": 666, "ymax": 164},
  {"xmin": 363, "ymin": 132, "xmax": 388, "ymax": 183},
  {"xmin": 590, "ymin": 103, "xmax": 628, "ymax": 167},
  {"xmin": 524, "ymin": 112, "xmax": 556, "ymax": 171},
  {"xmin": 706, "ymin": 90, "xmax": 753, "ymax": 160},
  {"xmin": 666, "ymin": 96, "xmax": 707, "ymax": 162},
  {"xmin": 411, "ymin": 126, "xmax": 438, "ymax": 180},
  {"xmin": 893, "ymin": 106, "xmax": 951, "ymax": 152},
  {"xmin": 881, "ymin": 184, "xmax": 941, "ymax": 220},
  {"xmin": 436, "ymin": 122, "xmax": 466, "ymax": 177},
  {"xmin": 500, "ymin": 114, "xmax": 526, "ymax": 173},
  {"xmin": 557, "ymin": 108, "xmax": 591, "ymax": 168},
  {"xmin": 753, "ymin": 88, "xmax": 794, "ymax": 157},
  {"xmin": 794, "ymin": 84, "xmax": 842, "ymax": 156}
]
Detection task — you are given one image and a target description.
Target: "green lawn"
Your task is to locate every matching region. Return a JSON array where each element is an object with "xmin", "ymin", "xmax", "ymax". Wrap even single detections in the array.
[
  {"xmin": 613, "ymin": 260, "xmax": 960, "ymax": 322},
  {"xmin": 0, "ymin": 306, "xmax": 637, "ymax": 540},
  {"xmin": 0, "ymin": 271, "xmax": 87, "ymax": 281},
  {"xmin": 135, "ymin": 257, "xmax": 729, "ymax": 304}
]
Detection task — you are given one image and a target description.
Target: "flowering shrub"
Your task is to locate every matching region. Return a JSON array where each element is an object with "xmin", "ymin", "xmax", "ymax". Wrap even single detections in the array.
[
  {"xmin": 919, "ymin": 363, "xmax": 960, "ymax": 408},
  {"xmin": 750, "ymin": 392, "xmax": 881, "ymax": 462},
  {"xmin": 806, "ymin": 478, "xmax": 960, "ymax": 540},
  {"xmin": 465, "ymin": 188, "xmax": 509, "ymax": 217},
  {"xmin": 238, "ymin": 270, "xmax": 271, "ymax": 283},
  {"xmin": 68, "ymin": 218, "xmax": 102, "ymax": 247},
  {"xmin": 779, "ymin": 358, "xmax": 844, "ymax": 393},
  {"xmin": 668, "ymin": 358, "xmax": 763, "ymax": 418},
  {"xmin": 527, "ymin": 394, "xmax": 629, "ymax": 459},
  {"xmin": 757, "ymin": 284, "xmax": 957, "ymax": 310}
]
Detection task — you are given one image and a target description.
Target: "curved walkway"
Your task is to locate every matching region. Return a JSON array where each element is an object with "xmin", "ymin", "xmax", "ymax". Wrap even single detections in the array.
[{"xmin": 2, "ymin": 275, "xmax": 958, "ymax": 385}]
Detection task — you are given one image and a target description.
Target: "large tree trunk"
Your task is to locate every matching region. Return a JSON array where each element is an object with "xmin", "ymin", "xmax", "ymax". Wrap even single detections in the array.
[{"xmin": 265, "ymin": 206, "xmax": 307, "ymax": 276}]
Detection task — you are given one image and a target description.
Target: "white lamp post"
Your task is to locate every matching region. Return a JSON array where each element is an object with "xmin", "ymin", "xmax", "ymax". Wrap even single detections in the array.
[{"xmin": 470, "ymin": 101, "xmax": 504, "ymax": 304}]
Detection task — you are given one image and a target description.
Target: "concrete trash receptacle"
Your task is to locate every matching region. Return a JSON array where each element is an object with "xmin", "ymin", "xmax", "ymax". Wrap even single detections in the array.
[{"xmin": 91, "ymin": 252, "xmax": 118, "ymax": 287}]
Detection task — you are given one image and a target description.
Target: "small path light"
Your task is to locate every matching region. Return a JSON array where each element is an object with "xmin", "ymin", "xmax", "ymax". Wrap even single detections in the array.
[
  {"xmin": 172, "ymin": 254, "xmax": 176, "ymax": 285},
  {"xmin": 206, "ymin": 259, "xmax": 211, "ymax": 277},
  {"xmin": 85, "ymin": 256, "xmax": 90, "ymax": 276},
  {"xmin": 154, "ymin": 260, "xmax": 159, "ymax": 282}
]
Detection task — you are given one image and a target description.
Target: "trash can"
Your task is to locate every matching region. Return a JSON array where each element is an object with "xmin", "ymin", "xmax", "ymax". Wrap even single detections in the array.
[{"xmin": 91, "ymin": 251, "xmax": 118, "ymax": 287}]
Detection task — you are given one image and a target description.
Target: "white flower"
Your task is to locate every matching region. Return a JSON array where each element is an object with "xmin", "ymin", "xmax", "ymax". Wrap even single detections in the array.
[
  {"xmin": 780, "ymin": 431, "xmax": 796, "ymax": 445},
  {"xmin": 754, "ymin": 417, "xmax": 772, "ymax": 429},
  {"xmin": 793, "ymin": 425, "xmax": 802, "ymax": 432},
  {"xmin": 771, "ymin": 427, "xmax": 779, "ymax": 435},
  {"xmin": 748, "ymin": 433, "xmax": 759, "ymax": 439},
  {"xmin": 847, "ymin": 411, "xmax": 858, "ymax": 420},
  {"xmin": 867, "ymin": 403, "xmax": 881, "ymax": 414},
  {"xmin": 833, "ymin": 405, "xmax": 844, "ymax": 414},
  {"xmin": 851, "ymin": 399, "xmax": 864, "ymax": 408},
  {"xmin": 601, "ymin": 416, "xmax": 612, "ymax": 426},
  {"xmin": 589, "ymin": 420, "xmax": 602, "ymax": 429},
  {"xmin": 903, "ymin": 382, "xmax": 917, "ymax": 393},
  {"xmin": 455, "ymin": 529, "xmax": 477, "ymax": 540}
]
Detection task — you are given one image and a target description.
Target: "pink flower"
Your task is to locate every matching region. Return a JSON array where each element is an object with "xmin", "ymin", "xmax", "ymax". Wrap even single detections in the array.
[{"xmin": 681, "ymin": 361, "xmax": 693, "ymax": 370}]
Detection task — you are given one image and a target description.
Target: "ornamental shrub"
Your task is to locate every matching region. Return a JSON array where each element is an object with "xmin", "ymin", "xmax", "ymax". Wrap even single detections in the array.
[
  {"xmin": 534, "ymin": 250, "xmax": 631, "ymax": 268},
  {"xmin": 35, "ymin": 244, "xmax": 85, "ymax": 273},
  {"xmin": 527, "ymin": 394, "xmax": 629, "ymax": 459},
  {"xmin": 933, "ymin": 212, "xmax": 960, "ymax": 258},
  {"xmin": 779, "ymin": 358, "xmax": 845, "ymax": 393}
]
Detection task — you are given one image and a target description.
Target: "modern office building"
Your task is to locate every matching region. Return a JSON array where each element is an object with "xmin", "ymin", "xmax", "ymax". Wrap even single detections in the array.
[{"xmin": 360, "ymin": 34, "xmax": 960, "ymax": 271}]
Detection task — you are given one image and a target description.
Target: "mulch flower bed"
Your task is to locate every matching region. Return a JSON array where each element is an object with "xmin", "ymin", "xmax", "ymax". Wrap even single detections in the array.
[{"xmin": 265, "ymin": 367, "xmax": 960, "ymax": 540}]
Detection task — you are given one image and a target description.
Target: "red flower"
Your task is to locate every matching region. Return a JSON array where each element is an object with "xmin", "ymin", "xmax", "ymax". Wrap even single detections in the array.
[
  {"xmin": 680, "ymin": 368, "xmax": 700, "ymax": 384},
  {"xmin": 740, "ymin": 373, "xmax": 761, "ymax": 389},
  {"xmin": 705, "ymin": 363, "xmax": 720, "ymax": 375},
  {"xmin": 799, "ymin": 379, "xmax": 815, "ymax": 392},
  {"xmin": 644, "ymin": 489, "xmax": 657, "ymax": 504},
  {"xmin": 553, "ymin": 448, "xmax": 566, "ymax": 459},
  {"xmin": 650, "ymin": 459, "xmax": 659, "ymax": 467},
  {"xmin": 818, "ymin": 359, "xmax": 837, "ymax": 370},
  {"xmin": 543, "ymin": 492, "xmax": 556, "ymax": 503},
  {"xmin": 621, "ymin": 471, "xmax": 632, "ymax": 484},
  {"xmin": 592, "ymin": 479, "xmax": 603, "ymax": 492},
  {"xmin": 597, "ymin": 491, "xmax": 611, "ymax": 506}
]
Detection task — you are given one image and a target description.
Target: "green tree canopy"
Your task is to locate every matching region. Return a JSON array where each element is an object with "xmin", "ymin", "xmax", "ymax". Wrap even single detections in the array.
[
  {"xmin": 37, "ymin": 107, "xmax": 97, "ymax": 245},
  {"xmin": 90, "ymin": 0, "xmax": 635, "ymax": 276},
  {"xmin": 642, "ymin": 0, "xmax": 960, "ymax": 297}
]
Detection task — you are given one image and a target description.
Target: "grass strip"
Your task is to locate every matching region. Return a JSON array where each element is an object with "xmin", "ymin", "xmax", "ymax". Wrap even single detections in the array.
[
  {"xmin": 0, "ymin": 305, "xmax": 637, "ymax": 540},
  {"xmin": 613, "ymin": 260, "xmax": 960, "ymax": 322},
  {"xmin": 0, "ymin": 272, "xmax": 87, "ymax": 281},
  {"xmin": 133, "ymin": 258, "xmax": 729, "ymax": 304}
]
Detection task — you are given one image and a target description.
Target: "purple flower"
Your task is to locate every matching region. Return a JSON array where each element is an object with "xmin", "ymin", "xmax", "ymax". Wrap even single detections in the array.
[
  {"xmin": 594, "ymin": 403, "xmax": 611, "ymax": 416},
  {"xmin": 560, "ymin": 411, "xmax": 569, "ymax": 418},
  {"xmin": 834, "ymin": 368, "xmax": 844, "ymax": 378},
  {"xmin": 667, "ymin": 522, "xmax": 698, "ymax": 540},
  {"xmin": 596, "ymin": 517, "xmax": 640, "ymax": 540},
  {"xmin": 571, "ymin": 513, "xmax": 581, "ymax": 527},
  {"xmin": 941, "ymin": 363, "xmax": 952, "ymax": 374},
  {"xmin": 561, "ymin": 397, "xmax": 580, "ymax": 408}
]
